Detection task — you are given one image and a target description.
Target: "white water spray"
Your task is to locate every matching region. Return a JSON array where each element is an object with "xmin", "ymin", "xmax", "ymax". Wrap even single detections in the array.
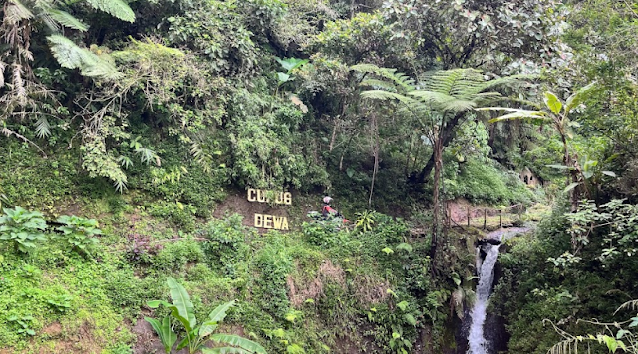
[{"xmin": 467, "ymin": 244, "xmax": 501, "ymax": 354}]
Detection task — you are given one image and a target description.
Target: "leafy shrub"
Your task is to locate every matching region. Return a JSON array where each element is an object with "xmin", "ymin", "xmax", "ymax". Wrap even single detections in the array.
[
  {"xmin": 54, "ymin": 215, "xmax": 102, "ymax": 258},
  {"xmin": 301, "ymin": 219, "xmax": 347, "ymax": 247},
  {"xmin": 0, "ymin": 206, "xmax": 47, "ymax": 253},
  {"xmin": 152, "ymin": 241, "xmax": 204, "ymax": 271},
  {"xmin": 444, "ymin": 159, "xmax": 534, "ymax": 205},
  {"xmin": 125, "ymin": 233, "xmax": 164, "ymax": 264},
  {"xmin": 148, "ymin": 201, "xmax": 196, "ymax": 231},
  {"xmin": 253, "ymin": 238, "xmax": 293, "ymax": 318},
  {"xmin": 199, "ymin": 214, "xmax": 251, "ymax": 277}
]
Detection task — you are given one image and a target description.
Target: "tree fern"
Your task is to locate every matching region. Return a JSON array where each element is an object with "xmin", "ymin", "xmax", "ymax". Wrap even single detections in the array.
[
  {"xmin": 47, "ymin": 35, "xmax": 122, "ymax": 79},
  {"xmin": 47, "ymin": 9, "xmax": 89, "ymax": 31},
  {"xmin": 84, "ymin": 0, "xmax": 135, "ymax": 22},
  {"xmin": 4, "ymin": 0, "xmax": 34, "ymax": 23}
]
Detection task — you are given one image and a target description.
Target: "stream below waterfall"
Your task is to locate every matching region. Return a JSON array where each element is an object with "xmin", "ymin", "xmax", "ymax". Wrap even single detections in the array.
[{"xmin": 465, "ymin": 227, "xmax": 531, "ymax": 354}]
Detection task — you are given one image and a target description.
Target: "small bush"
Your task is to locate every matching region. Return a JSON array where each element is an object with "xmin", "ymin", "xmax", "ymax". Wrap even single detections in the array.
[
  {"xmin": 152, "ymin": 240, "xmax": 204, "ymax": 271},
  {"xmin": 199, "ymin": 214, "xmax": 251, "ymax": 277}
]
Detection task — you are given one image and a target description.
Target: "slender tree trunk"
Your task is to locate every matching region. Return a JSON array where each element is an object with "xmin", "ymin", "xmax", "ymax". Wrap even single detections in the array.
[
  {"xmin": 369, "ymin": 113, "xmax": 379, "ymax": 207},
  {"xmin": 429, "ymin": 128, "xmax": 443, "ymax": 260},
  {"xmin": 418, "ymin": 112, "xmax": 465, "ymax": 183},
  {"xmin": 561, "ymin": 132, "xmax": 579, "ymax": 212}
]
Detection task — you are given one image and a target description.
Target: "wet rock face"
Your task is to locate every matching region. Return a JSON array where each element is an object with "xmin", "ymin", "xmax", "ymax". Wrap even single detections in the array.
[{"xmin": 484, "ymin": 313, "xmax": 509, "ymax": 353}]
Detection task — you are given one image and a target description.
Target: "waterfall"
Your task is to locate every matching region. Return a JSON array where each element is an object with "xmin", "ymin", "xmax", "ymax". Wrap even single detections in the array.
[{"xmin": 467, "ymin": 244, "xmax": 501, "ymax": 354}]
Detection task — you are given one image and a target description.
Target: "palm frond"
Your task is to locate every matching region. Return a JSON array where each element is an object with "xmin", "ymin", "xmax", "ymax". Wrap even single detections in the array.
[{"xmin": 84, "ymin": 0, "xmax": 135, "ymax": 22}]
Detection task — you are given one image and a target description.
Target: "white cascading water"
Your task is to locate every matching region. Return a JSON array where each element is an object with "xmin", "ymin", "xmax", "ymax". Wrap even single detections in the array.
[{"xmin": 467, "ymin": 244, "xmax": 501, "ymax": 354}]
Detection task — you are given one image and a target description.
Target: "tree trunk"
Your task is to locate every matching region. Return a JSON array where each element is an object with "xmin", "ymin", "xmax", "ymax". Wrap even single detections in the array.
[
  {"xmin": 418, "ymin": 112, "xmax": 465, "ymax": 183},
  {"xmin": 561, "ymin": 132, "xmax": 579, "ymax": 212},
  {"xmin": 369, "ymin": 113, "xmax": 379, "ymax": 207},
  {"xmin": 429, "ymin": 128, "xmax": 443, "ymax": 260}
]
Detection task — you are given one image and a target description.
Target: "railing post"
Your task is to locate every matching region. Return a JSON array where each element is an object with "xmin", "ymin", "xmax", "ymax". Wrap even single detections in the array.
[
  {"xmin": 483, "ymin": 209, "xmax": 487, "ymax": 230},
  {"xmin": 499, "ymin": 209, "xmax": 502, "ymax": 228},
  {"xmin": 467, "ymin": 206, "xmax": 471, "ymax": 227}
]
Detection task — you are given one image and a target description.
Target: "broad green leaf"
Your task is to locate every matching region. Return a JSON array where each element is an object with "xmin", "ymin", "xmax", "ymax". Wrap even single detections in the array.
[
  {"xmin": 565, "ymin": 82, "xmax": 596, "ymax": 113},
  {"xmin": 276, "ymin": 57, "xmax": 308, "ymax": 73},
  {"xmin": 202, "ymin": 348, "xmax": 253, "ymax": 354},
  {"xmin": 147, "ymin": 300, "xmax": 172, "ymax": 308},
  {"xmin": 616, "ymin": 329, "xmax": 629, "ymax": 339},
  {"xmin": 210, "ymin": 334, "xmax": 267, "ymax": 354},
  {"xmin": 208, "ymin": 300, "xmax": 236, "ymax": 323},
  {"xmin": 145, "ymin": 316, "xmax": 177, "ymax": 354},
  {"xmin": 603, "ymin": 335, "xmax": 618, "ymax": 352},
  {"xmin": 543, "ymin": 92, "xmax": 562, "ymax": 114},
  {"xmin": 486, "ymin": 110, "xmax": 549, "ymax": 123},
  {"xmin": 602, "ymin": 171, "xmax": 617, "ymax": 177},
  {"xmin": 277, "ymin": 72, "xmax": 290, "ymax": 83},
  {"xmin": 167, "ymin": 277, "xmax": 197, "ymax": 331},
  {"xmin": 198, "ymin": 320, "xmax": 218, "ymax": 338}
]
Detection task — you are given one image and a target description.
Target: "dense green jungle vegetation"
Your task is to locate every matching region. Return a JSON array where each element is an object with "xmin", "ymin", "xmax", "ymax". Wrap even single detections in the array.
[{"xmin": 1, "ymin": 0, "xmax": 638, "ymax": 353}]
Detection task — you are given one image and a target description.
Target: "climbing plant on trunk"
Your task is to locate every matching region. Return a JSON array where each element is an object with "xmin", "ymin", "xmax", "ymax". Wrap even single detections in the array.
[{"xmin": 352, "ymin": 64, "xmax": 525, "ymax": 259}]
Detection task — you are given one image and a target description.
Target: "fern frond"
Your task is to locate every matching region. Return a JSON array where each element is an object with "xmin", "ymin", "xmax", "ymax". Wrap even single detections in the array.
[
  {"xmin": 5, "ymin": 0, "xmax": 34, "ymax": 23},
  {"xmin": 360, "ymin": 78, "xmax": 400, "ymax": 92},
  {"xmin": 423, "ymin": 69, "xmax": 469, "ymax": 96},
  {"xmin": 0, "ymin": 61, "xmax": 5, "ymax": 88},
  {"xmin": 351, "ymin": 63, "xmax": 382, "ymax": 74},
  {"xmin": 47, "ymin": 9, "xmax": 89, "ymax": 31},
  {"xmin": 408, "ymin": 90, "xmax": 461, "ymax": 111},
  {"xmin": 47, "ymin": 35, "xmax": 122, "ymax": 80},
  {"xmin": 135, "ymin": 147, "xmax": 161, "ymax": 166},
  {"xmin": 353, "ymin": 63, "xmax": 414, "ymax": 92},
  {"xmin": 12, "ymin": 63, "xmax": 27, "ymax": 104},
  {"xmin": 361, "ymin": 90, "xmax": 422, "ymax": 107},
  {"xmin": 34, "ymin": 116, "xmax": 51, "ymax": 138},
  {"xmin": 615, "ymin": 299, "xmax": 638, "ymax": 314},
  {"xmin": 478, "ymin": 74, "xmax": 531, "ymax": 93},
  {"xmin": 84, "ymin": 0, "xmax": 135, "ymax": 22}
]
